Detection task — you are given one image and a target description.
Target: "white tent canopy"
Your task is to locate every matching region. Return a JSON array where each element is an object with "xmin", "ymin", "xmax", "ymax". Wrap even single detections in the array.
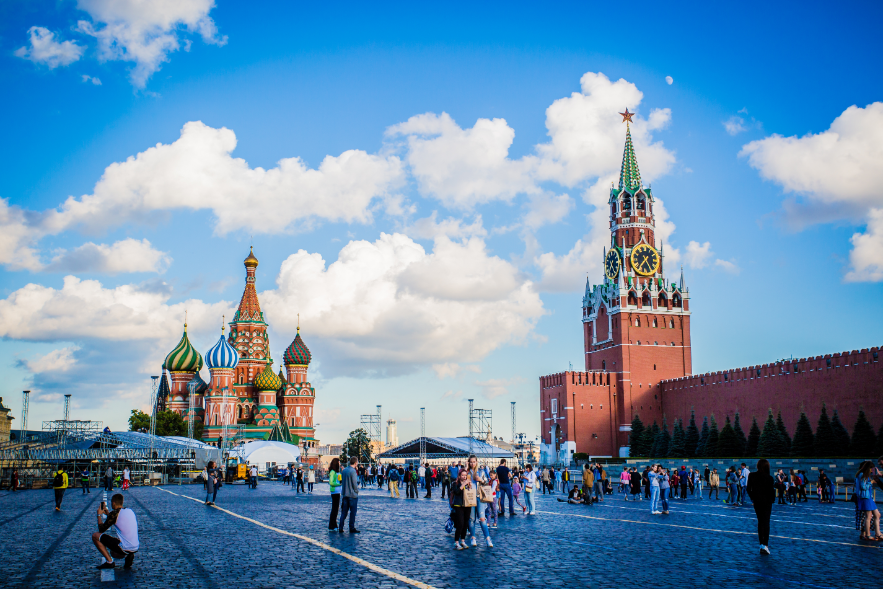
[{"xmin": 231, "ymin": 441, "xmax": 301, "ymax": 472}]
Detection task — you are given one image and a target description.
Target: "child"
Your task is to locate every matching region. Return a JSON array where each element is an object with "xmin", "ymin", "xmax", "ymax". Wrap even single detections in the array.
[
  {"xmin": 512, "ymin": 477, "xmax": 527, "ymax": 513},
  {"xmin": 485, "ymin": 472, "xmax": 499, "ymax": 528}
]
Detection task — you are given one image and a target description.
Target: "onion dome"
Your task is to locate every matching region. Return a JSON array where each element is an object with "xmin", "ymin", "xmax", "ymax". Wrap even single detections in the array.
[
  {"xmin": 283, "ymin": 327, "xmax": 311, "ymax": 366},
  {"xmin": 205, "ymin": 331, "xmax": 239, "ymax": 370},
  {"xmin": 244, "ymin": 246, "xmax": 259, "ymax": 268},
  {"xmin": 163, "ymin": 324, "xmax": 204, "ymax": 372},
  {"xmin": 278, "ymin": 368, "xmax": 287, "ymax": 384},
  {"xmin": 187, "ymin": 372, "xmax": 208, "ymax": 396},
  {"xmin": 254, "ymin": 359, "xmax": 283, "ymax": 391}
]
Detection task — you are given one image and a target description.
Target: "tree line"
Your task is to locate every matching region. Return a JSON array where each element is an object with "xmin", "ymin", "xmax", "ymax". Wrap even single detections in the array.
[{"xmin": 627, "ymin": 404, "xmax": 883, "ymax": 458}]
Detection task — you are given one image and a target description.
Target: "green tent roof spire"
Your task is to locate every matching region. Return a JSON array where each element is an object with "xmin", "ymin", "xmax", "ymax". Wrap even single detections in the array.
[{"xmin": 618, "ymin": 121, "xmax": 643, "ymax": 192}]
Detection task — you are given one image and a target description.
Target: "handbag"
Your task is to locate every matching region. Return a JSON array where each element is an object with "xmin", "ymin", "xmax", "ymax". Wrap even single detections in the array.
[
  {"xmin": 479, "ymin": 485, "xmax": 494, "ymax": 503},
  {"xmin": 464, "ymin": 486, "xmax": 477, "ymax": 507}
]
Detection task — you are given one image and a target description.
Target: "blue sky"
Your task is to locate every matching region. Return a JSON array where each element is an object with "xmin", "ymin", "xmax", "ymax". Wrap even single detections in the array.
[{"xmin": 1, "ymin": 1, "xmax": 881, "ymax": 444}]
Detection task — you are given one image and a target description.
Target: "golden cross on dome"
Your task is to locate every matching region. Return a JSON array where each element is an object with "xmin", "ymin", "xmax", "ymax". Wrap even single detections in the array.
[{"xmin": 619, "ymin": 108, "xmax": 635, "ymax": 123}]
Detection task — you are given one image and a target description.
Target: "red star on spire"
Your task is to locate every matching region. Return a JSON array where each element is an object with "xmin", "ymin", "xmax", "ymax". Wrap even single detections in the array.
[{"xmin": 619, "ymin": 108, "xmax": 635, "ymax": 123}]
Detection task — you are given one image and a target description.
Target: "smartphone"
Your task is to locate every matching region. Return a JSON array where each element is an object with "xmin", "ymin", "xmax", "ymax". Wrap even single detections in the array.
[{"xmin": 100, "ymin": 501, "xmax": 106, "ymax": 510}]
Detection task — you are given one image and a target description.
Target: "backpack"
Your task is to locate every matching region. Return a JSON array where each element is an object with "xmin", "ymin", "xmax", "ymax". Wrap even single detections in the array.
[{"xmin": 52, "ymin": 472, "xmax": 64, "ymax": 487}]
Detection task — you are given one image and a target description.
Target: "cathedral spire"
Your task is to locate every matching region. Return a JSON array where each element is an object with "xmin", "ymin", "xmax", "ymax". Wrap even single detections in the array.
[
  {"xmin": 234, "ymin": 247, "xmax": 264, "ymax": 322},
  {"xmin": 618, "ymin": 110, "xmax": 642, "ymax": 192}
]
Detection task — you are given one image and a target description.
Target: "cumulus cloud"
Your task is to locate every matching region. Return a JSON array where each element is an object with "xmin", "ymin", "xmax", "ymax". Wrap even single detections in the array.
[
  {"xmin": 523, "ymin": 192, "xmax": 574, "ymax": 230},
  {"xmin": 665, "ymin": 76, "xmax": 673, "ymax": 85},
  {"xmin": 15, "ymin": 26, "xmax": 85, "ymax": 68},
  {"xmin": 81, "ymin": 74, "xmax": 102, "ymax": 85},
  {"xmin": 683, "ymin": 241, "xmax": 713, "ymax": 268},
  {"xmin": 75, "ymin": 0, "xmax": 226, "ymax": 87},
  {"xmin": 475, "ymin": 376, "xmax": 525, "ymax": 399},
  {"xmin": 19, "ymin": 347, "xmax": 80, "ymax": 373},
  {"xmin": 714, "ymin": 259, "xmax": 740, "ymax": 274},
  {"xmin": 407, "ymin": 212, "xmax": 487, "ymax": 241},
  {"xmin": 441, "ymin": 390, "xmax": 464, "ymax": 400},
  {"xmin": 386, "ymin": 112, "xmax": 539, "ymax": 209},
  {"xmin": 724, "ymin": 116, "xmax": 748, "ymax": 136},
  {"xmin": 845, "ymin": 208, "xmax": 883, "ymax": 282},
  {"xmin": 260, "ymin": 233, "xmax": 545, "ymax": 376},
  {"xmin": 45, "ymin": 238, "xmax": 170, "ymax": 274},
  {"xmin": 432, "ymin": 363, "xmax": 481, "ymax": 379},
  {"xmin": 740, "ymin": 102, "xmax": 883, "ymax": 280}
]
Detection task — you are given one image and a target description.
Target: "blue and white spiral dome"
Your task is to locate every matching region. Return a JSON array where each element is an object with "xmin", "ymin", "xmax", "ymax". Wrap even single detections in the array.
[{"xmin": 205, "ymin": 333, "xmax": 239, "ymax": 370}]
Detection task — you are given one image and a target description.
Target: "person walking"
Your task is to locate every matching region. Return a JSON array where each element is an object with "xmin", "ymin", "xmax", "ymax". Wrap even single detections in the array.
[
  {"xmin": 726, "ymin": 467, "xmax": 740, "ymax": 506},
  {"xmin": 620, "ymin": 467, "xmax": 631, "ymax": 499},
  {"xmin": 855, "ymin": 461, "xmax": 883, "ymax": 541},
  {"xmin": 388, "ymin": 464, "xmax": 401, "ymax": 497},
  {"xmin": 328, "ymin": 458, "xmax": 342, "ymax": 530},
  {"xmin": 708, "ymin": 468, "xmax": 720, "ymax": 501},
  {"xmin": 424, "ymin": 463, "xmax": 433, "ymax": 499},
  {"xmin": 11, "ymin": 468, "xmax": 19, "ymax": 492},
  {"xmin": 523, "ymin": 464, "xmax": 538, "ymax": 515},
  {"xmin": 496, "ymin": 459, "xmax": 515, "ymax": 516},
  {"xmin": 512, "ymin": 476, "xmax": 527, "ymax": 513},
  {"xmin": 81, "ymin": 466, "xmax": 91, "ymax": 494},
  {"xmin": 629, "ymin": 467, "xmax": 642, "ymax": 501},
  {"xmin": 693, "ymin": 467, "xmax": 703, "ymax": 500},
  {"xmin": 249, "ymin": 465, "xmax": 258, "ymax": 489},
  {"xmin": 746, "ymin": 458, "xmax": 776, "ymax": 555},
  {"xmin": 542, "ymin": 467, "xmax": 551, "ymax": 494},
  {"xmin": 679, "ymin": 466, "xmax": 689, "ymax": 501},
  {"xmin": 465, "ymin": 455, "xmax": 493, "ymax": 547},
  {"xmin": 122, "ymin": 467, "xmax": 130, "ymax": 491},
  {"xmin": 659, "ymin": 468, "xmax": 671, "ymax": 514},
  {"xmin": 648, "ymin": 465, "xmax": 661, "ymax": 514},
  {"xmin": 52, "ymin": 467, "xmax": 68, "ymax": 511},
  {"xmin": 739, "ymin": 463, "xmax": 750, "ymax": 505},
  {"xmin": 775, "ymin": 469, "xmax": 787, "ymax": 505},
  {"xmin": 104, "ymin": 466, "xmax": 114, "ymax": 492},
  {"xmin": 204, "ymin": 461, "xmax": 217, "ymax": 505},
  {"xmin": 441, "ymin": 464, "xmax": 451, "ymax": 499},
  {"xmin": 308, "ymin": 467, "xmax": 316, "ymax": 493},
  {"xmin": 561, "ymin": 468, "xmax": 571, "ymax": 494},
  {"xmin": 554, "ymin": 468, "xmax": 563, "ymax": 493},
  {"xmin": 485, "ymin": 471, "xmax": 499, "ymax": 528},
  {"xmin": 338, "ymin": 457, "xmax": 360, "ymax": 534},
  {"xmin": 593, "ymin": 464, "xmax": 605, "ymax": 502},
  {"xmin": 450, "ymin": 469, "xmax": 471, "ymax": 550}
]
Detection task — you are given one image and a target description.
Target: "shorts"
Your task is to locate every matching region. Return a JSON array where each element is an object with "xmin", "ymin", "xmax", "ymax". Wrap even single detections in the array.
[{"xmin": 99, "ymin": 534, "xmax": 135, "ymax": 559}]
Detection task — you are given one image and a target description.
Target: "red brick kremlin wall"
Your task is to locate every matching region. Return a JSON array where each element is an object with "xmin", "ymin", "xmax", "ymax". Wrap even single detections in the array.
[
  {"xmin": 540, "ymin": 371, "xmax": 617, "ymax": 457},
  {"xmin": 661, "ymin": 347, "xmax": 883, "ymax": 436}
]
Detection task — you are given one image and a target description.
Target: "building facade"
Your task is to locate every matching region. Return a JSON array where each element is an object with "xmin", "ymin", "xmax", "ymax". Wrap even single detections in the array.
[
  {"xmin": 539, "ymin": 111, "xmax": 882, "ymax": 462},
  {"xmin": 161, "ymin": 248, "xmax": 318, "ymax": 455}
]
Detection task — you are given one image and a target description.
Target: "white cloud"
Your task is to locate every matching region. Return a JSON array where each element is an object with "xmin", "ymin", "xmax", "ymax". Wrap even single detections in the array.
[
  {"xmin": 0, "ymin": 198, "xmax": 43, "ymax": 271},
  {"xmin": 524, "ymin": 192, "xmax": 574, "ymax": 230},
  {"xmin": 14, "ymin": 26, "xmax": 85, "ymax": 68},
  {"xmin": 45, "ymin": 238, "xmax": 170, "ymax": 274},
  {"xmin": 665, "ymin": 76, "xmax": 673, "ymax": 85},
  {"xmin": 75, "ymin": 0, "xmax": 226, "ymax": 87},
  {"xmin": 407, "ymin": 212, "xmax": 487, "ymax": 241},
  {"xmin": 845, "ymin": 208, "xmax": 883, "ymax": 282},
  {"xmin": 740, "ymin": 102, "xmax": 883, "ymax": 280},
  {"xmin": 21, "ymin": 347, "xmax": 80, "ymax": 373},
  {"xmin": 432, "ymin": 363, "xmax": 481, "ymax": 379},
  {"xmin": 714, "ymin": 259, "xmax": 740, "ymax": 274},
  {"xmin": 683, "ymin": 240, "xmax": 713, "ymax": 268},
  {"xmin": 386, "ymin": 112, "xmax": 539, "ymax": 209},
  {"xmin": 724, "ymin": 116, "xmax": 747, "ymax": 136},
  {"xmin": 475, "ymin": 376, "xmax": 525, "ymax": 399},
  {"xmin": 81, "ymin": 74, "xmax": 102, "ymax": 85},
  {"xmin": 441, "ymin": 390, "xmax": 464, "ymax": 400},
  {"xmin": 260, "ymin": 233, "xmax": 545, "ymax": 375}
]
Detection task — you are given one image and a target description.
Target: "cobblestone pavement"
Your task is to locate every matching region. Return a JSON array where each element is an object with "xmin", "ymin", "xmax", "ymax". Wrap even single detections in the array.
[{"xmin": 0, "ymin": 483, "xmax": 879, "ymax": 588}]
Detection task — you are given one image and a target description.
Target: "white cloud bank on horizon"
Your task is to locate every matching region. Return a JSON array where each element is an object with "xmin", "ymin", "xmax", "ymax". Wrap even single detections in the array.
[{"xmin": 740, "ymin": 102, "xmax": 883, "ymax": 282}]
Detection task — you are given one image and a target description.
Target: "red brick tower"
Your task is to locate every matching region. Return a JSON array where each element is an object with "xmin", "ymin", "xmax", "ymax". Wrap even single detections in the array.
[{"xmin": 582, "ymin": 109, "xmax": 692, "ymax": 455}]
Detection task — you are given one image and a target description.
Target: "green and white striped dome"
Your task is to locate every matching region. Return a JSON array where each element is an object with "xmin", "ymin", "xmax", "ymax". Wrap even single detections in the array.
[{"xmin": 163, "ymin": 325, "xmax": 204, "ymax": 372}]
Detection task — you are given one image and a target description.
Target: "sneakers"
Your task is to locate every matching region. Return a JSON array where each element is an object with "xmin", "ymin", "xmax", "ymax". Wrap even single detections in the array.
[
  {"xmin": 760, "ymin": 545, "xmax": 771, "ymax": 555},
  {"xmin": 123, "ymin": 553, "xmax": 134, "ymax": 569},
  {"xmin": 470, "ymin": 537, "xmax": 477, "ymax": 547},
  {"xmin": 350, "ymin": 529, "xmax": 360, "ymax": 534},
  {"xmin": 97, "ymin": 561, "xmax": 115, "ymax": 570},
  {"xmin": 652, "ymin": 511, "xmax": 662, "ymax": 515},
  {"xmin": 662, "ymin": 510, "xmax": 670, "ymax": 515},
  {"xmin": 486, "ymin": 537, "xmax": 494, "ymax": 548},
  {"xmin": 454, "ymin": 541, "xmax": 463, "ymax": 550}
]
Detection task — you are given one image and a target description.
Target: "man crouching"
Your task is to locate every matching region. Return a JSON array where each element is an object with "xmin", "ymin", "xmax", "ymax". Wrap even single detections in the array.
[{"xmin": 92, "ymin": 493, "xmax": 139, "ymax": 569}]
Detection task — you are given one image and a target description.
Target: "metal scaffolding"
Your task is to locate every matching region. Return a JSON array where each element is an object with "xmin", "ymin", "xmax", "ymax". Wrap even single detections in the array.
[
  {"xmin": 63, "ymin": 394, "xmax": 71, "ymax": 422},
  {"xmin": 511, "ymin": 401, "xmax": 516, "ymax": 444},
  {"xmin": 360, "ymin": 410, "xmax": 381, "ymax": 445},
  {"xmin": 20, "ymin": 390, "xmax": 29, "ymax": 443},
  {"xmin": 419, "ymin": 408, "xmax": 425, "ymax": 464},
  {"xmin": 467, "ymin": 399, "xmax": 493, "ymax": 466}
]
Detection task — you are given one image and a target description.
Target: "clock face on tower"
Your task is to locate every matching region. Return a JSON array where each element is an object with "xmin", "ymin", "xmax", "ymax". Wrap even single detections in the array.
[
  {"xmin": 604, "ymin": 249, "xmax": 621, "ymax": 280},
  {"xmin": 630, "ymin": 243, "xmax": 660, "ymax": 276}
]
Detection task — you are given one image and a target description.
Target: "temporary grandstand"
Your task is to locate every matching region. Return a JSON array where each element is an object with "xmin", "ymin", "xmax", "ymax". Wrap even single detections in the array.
[
  {"xmin": 0, "ymin": 421, "xmax": 217, "ymax": 490},
  {"xmin": 377, "ymin": 436, "xmax": 514, "ymax": 465}
]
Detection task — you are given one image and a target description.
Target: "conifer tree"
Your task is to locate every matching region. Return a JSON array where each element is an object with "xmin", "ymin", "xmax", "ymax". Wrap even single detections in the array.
[
  {"xmin": 790, "ymin": 413, "xmax": 815, "ymax": 457},
  {"xmin": 638, "ymin": 422, "xmax": 657, "ymax": 457},
  {"xmin": 733, "ymin": 412, "xmax": 747, "ymax": 456},
  {"xmin": 717, "ymin": 416, "xmax": 740, "ymax": 457},
  {"xmin": 745, "ymin": 417, "xmax": 761, "ymax": 457},
  {"xmin": 875, "ymin": 423, "xmax": 883, "ymax": 456},
  {"xmin": 705, "ymin": 415, "xmax": 720, "ymax": 458},
  {"xmin": 849, "ymin": 410, "xmax": 877, "ymax": 456},
  {"xmin": 830, "ymin": 410, "xmax": 851, "ymax": 455},
  {"xmin": 775, "ymin": 411, "xmax": 792, "ymax": 455},
  {"xmin": 758, "ymin": 410, "xmax": 785, "ymax": 457},
  {"xmin": 685, "ymin": 410, "xmax": 700, "ymax": 457},
  {"xmin": 696, "ymin": 416, "xmax": 709, "ymax": 456},
  {"xmin": 651, "ymin": 419, "xmax": 667, "ymax": 457},
  {"xmin": 629, "ymin": 414, "xmax": 645, "ymax": 456},
  {"xmin": 669, "ymin": 419, "xmax": 686, "ymax": 457},
  {"xmin": 814, "ymin": 404, "xmax": 836, "ymax": 458},
  {"xmin": 660, "ymin": 420, "xmax": 672, "ymax": 457}
]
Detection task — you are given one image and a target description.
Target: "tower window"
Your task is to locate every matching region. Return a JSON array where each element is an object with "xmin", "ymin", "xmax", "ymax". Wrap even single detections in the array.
[
  {"xmin": 602, "ymin": 360, "xmax": 606, "ymax": 370},
  {"xmin": 635, "ymin": 318, "xmax": 640, "ymax": 327},
  {"xmin": 671, "ymin": 342, "xmax": 675, "ymax": 346},
  {"xmin": 669, "ymin": 319, "xmax": 675, "ymax": 328},
  {"xmin": 653, "ymin": 318, "xmax": 658, "ymax": 327},
  {"xmin": 654, "ymin": 364, "xmax": 656, "ymax": 370}
]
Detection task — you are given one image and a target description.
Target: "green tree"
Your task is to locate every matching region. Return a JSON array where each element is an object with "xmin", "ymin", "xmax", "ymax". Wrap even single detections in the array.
[
  {"xmin": 696, "ymin": 417, "xmax": 709, "ymax": 456},
  {"xmin": 758, "ymin": 410, "xmax": 785, "ymax": 457},
  {"xmin": 717, "ymin": 416, "xmax": 740, "ymax": 456},
  {"xmin": 685, "ymin": 410, "xmax": 700, "ymax": 457},
  {"xmin": 629, "ymin": 414, "xmax": 645, "ymax": 456},
  {"xmin": 745, "ymin": 417, "xmax": 761, "ymax": 457},
  {"xmin": 790, "ymin": 413, "xmax": 815, "ymax": 457},
  {"xmin": 830, "ymin": 410, "xmax": 850, "ymax": 455},
  {"xmin": 814, "ymin": 404, "xmax": 836, "ymax": 457},
  {"xmin": 128, "ymin": 409, "xmax": 201, "ymax": 437},
  {"xmin": 705, "ymin": 415, "xmax": 720, "ymax": 457},
  {"xmin": 638, "ymin": 423, "xmax": 657, "ymax": 458},
  {"xmin": 652, "ymin": 419, "xmax": 669, "ymax": 457},
  {"xmin": 340, "ymin": 428, "xmax": 373, "ymax": 464},
  {"xmin": 669, "ymin": 419, "xmax": 687, "ymax": 458},
  {"xmin": 875, "ymin": 423, "xmax": 883, "ymax": 456},
  {"xmin": 849, "ymin": 410, "xmax": 877, "ymax": 456},
  {"xmin": 733, "ymin": 413, "xmax": 747, "ymax": 456},
  {"xmin": 775, "ymin": 411, "xmax": 792, "ymax": 455}
]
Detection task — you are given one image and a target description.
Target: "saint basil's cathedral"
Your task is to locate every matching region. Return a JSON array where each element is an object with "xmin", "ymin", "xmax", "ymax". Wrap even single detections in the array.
[{"xmin": 158, "ymin": 248, "xmax": 318, "ymax": 455}]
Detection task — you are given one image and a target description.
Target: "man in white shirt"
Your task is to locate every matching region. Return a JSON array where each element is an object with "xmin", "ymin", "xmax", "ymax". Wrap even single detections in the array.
[
  {"xmin": 249, "ymin": 465, "xmax": 258, "ymax": 489},
  {"xmin": 522, "ymin": 464, "xmax": 538, "ymax": 515},
  {"xmin": 93, "ymin": 493, "xmax": 139, "ymax": 570},
  {"xmin": 418, "ymin": 464, "xmax": 426, "ymax": 489},
  {"xmin": 739, "ymin": 463, "xmax": 750, "ymax": 505},
  {"xmin": 122, "ymin": 467, "xmax": 130, "ymax": 491}
]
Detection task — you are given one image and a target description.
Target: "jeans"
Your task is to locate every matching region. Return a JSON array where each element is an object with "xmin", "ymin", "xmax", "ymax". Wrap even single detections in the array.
[
  {"xmin": 660, "ymin": 491, "xmax": 669, "ymax": 512},
  {"xmin": 105, "ymin": 477, "xmax": 113, "ymax": 492},
  {"xmin": 729, "ymin": 484, "xmax": 739, "ymax": 504},
  {"xmin": 441, "ymin": 480, "xmax": 450, "ymax": 498},
  {"xmin": 650, "ymin": 486, "xmax": 660, "ymax": 512},
  {"xmin": 54, "ymin": 488, "xmax": 65, "ymax": 509},
  {"xmin": 212, "ymin": 486, "xmax": 219, "ymax": 502},
  {"xmin": 205, "ymin": 490, "xmax": 212, "ymax": 503},
  {"xmin": 709, "ymin": 484, "xmax": 719, "ymax": 500},
  {"xmin": 594, "ymin": 481, "xmax": 604, "ymax": 499},
  {"xmin": 329, "ymin": 493, "xmax": 340, "ymax": 528},
  {"xmin": 525, "ymin": 489, "xmax": 536, "ymax": 513},
  {"xmin": 467, "ymin": 504, "xmax": 489, "ymax": 540},
  {"xmin": 82, "ymin": 480, "xmax": 90, "ymax": 494},
  {"xmin": 562, "ymin": 481, "xmax": 571, "ymax": 494},
  {"xmin": 390, "ymin": 480, "xmax": 400, "ymax": 497},
  {"xmin": 339, "ymin": 496, "xmax": 358, "ymax": 530},
  {"xmin": 498, "ymin": 483, "xmax": 515, "ymax": 514},
  {"xmin": 308, "ymin": 482, "xmax": 314, "ymax": 492},
  {"xmin": 740, "ymin": 484, "xmax": 750, "ymax": 505},
  {"xmin": 754, "ymin": 502, "xmax": 772, "ymax": 545},
  {"xmin": 680, "ymin": 483, "xmax": 688, "ymax": 500},
  {"xmin": 695, "ymin": 481, "xmax": 703, "ymax": 499}
]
